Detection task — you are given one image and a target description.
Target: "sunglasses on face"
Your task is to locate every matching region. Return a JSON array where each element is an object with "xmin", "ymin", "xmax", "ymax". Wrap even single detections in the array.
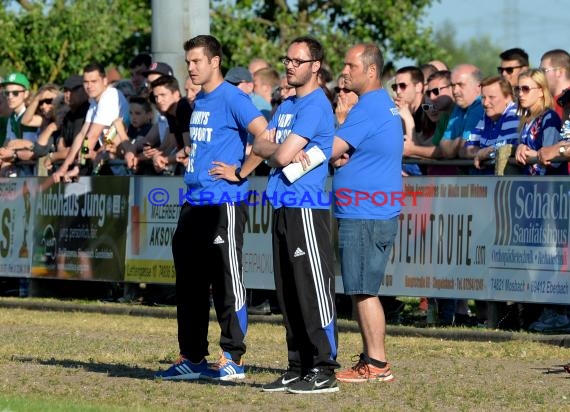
[
  {"xmin": 39, "ymin": 98, "xmax": 54, "ymax": 105},
  {"xmin": 540, "ymin": 66, "xmax": 560, "ymax": 73},
  {"xmin": 497, "ymin": 65, "xmax": 524, "ymax": 75},
  {"xmin": 425, "ymin": 84, "xmax": 451, "ymax": 97},
  {"xmin": 334, "ymin": 87, "xmax": 351, "ymax": 94},
  {"xmin": 3, "ymin": 90, "xmax": 25, "ymax": 97},
  {"xmin": 514, "ymin": 85, "xmax": 540, "ymax": 94},
  {"xmin": 390, "ymin": 82, "xmax": 408, "ymax": 92}
]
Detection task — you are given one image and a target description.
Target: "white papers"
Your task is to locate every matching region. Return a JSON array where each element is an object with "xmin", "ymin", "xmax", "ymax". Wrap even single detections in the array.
[{"xmin": 282, "ymin": 145, "xmax": 326, "ymax": 183}]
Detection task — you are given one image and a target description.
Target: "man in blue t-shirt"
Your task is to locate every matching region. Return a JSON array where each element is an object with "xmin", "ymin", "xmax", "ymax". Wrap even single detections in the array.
[
  {"xmin": 331, "ymin": 44, "xmax": 402, "ymax": 384},
  {"xmin": 253, "ymin": 36, "xmax": 339, "ymax": 394},
  {"xmin": 155, "ymin": 35, "xmax": 267, "ymax": 382}
]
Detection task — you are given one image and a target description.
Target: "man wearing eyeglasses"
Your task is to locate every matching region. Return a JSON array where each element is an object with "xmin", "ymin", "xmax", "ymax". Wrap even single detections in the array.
[
  {"xmin": 393, "ymin": 66, "xmax": 434, "ymax": 176},
  {"xmin": 539, "ymin": 49, "xmax": 570, "ymax": 119},
  {"xmin": 404, "ymin": 70, "xmax": 455, "ymax": 160},
  {"xmin": 254, "ymin": 36, "xmax": 339, "ymax": 394},
  {"xmin": 536, "ymin": 49, "xmax": 570, "ymax": 167},
  {"xmin": 497, "ymin": 48, "xmax": 529, "ymax": 88},
  {"xmin": 392, "ymin": 66, "xmax": 427, "ymax": 137}
]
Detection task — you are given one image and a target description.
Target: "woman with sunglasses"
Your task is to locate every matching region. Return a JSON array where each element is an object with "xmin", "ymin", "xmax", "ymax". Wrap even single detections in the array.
[
  {"xmin": 2, "ymin": 83, "xmax": 63, "ymax": 176},
  {"xmin": 21, "ymin": 83, "xmax": 60, "ymax": 131},
  {"xmin": 514, "ymin": 69, "xmax": 565, "ymax": 175},
  {"xmin": 333, "ymin": 75, "xmax": 358, "ymax": 126}
]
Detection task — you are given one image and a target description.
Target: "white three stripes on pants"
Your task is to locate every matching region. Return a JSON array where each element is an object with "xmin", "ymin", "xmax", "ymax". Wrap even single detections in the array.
[
  {"xmin": 301, "ymin": 208, "xmax": 333, "ymax": 327},
  {"xmin": 226, "ymin": 204, "xmax": 245, "ymax": 311}
]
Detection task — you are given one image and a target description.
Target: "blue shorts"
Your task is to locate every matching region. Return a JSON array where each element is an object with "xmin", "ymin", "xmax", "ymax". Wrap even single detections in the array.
[{"xmin": 338, "ymin": 217, "xmax": 398, "ymax": 296}]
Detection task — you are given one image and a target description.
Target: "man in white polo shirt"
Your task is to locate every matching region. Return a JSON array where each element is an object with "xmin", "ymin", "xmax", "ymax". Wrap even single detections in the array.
[{"xmin": 53, "ymin": 62, "xmax": 129, "ymax": 181}]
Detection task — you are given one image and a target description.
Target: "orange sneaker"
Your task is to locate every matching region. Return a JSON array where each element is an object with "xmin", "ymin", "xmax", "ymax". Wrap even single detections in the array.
[
  {"xmin": 336, "ymin": 354, "xmax": 394, "ymax": 383},
  {"xmin": 419, "ymin": 297, "xmax": 429, "ymax": 312}
]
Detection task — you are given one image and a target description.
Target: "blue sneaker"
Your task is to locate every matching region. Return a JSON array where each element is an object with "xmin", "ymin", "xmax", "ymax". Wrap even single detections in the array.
[
  {"xmin": 154, "ymin": 356, "xmax": 209, "ymax": 380},
  {"xmin": 201, "ymin": 351, "xmax": 245, "ymax": 381}
]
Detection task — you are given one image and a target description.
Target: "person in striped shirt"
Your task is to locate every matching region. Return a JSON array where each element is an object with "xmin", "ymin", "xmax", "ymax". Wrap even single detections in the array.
[{"xmin": 460, "ymin": 76, "xmax": 519, "ymax": 172}]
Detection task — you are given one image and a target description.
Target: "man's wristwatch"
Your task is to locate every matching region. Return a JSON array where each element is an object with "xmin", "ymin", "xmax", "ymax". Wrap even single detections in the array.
[
  {"xmin": 234, "ymin": 168, "xmax": 246, "ymax": 183},
  {"xmin": 559, "ymin": 145, "xmax": 568, "ymax": 155}
]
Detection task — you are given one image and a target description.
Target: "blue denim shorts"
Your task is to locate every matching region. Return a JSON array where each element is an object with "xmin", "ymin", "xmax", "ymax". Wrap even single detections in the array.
[{"xmin": 338, "ymin": 217, "xmax": 398, "ymax": 295}]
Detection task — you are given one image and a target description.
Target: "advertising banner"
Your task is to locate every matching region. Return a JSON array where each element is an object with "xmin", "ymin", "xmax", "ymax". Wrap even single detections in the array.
[
  {"xmin": 31, "ymin": 177, "xmax": 129, "ymax": 280},
  {"xmin": 380, "ymin": 176, "xmax": 569, "ymax": 304},
  {"xmin": 124, "ymin": 177, "xmax": 279, "ymax": 287},
  {"xmin": 384, "ymin": 177, "xmax": 494, "ymax": 298},
  {"xmin": 487, "ymin": 178, "xmax": 570, "ymax": 303},
  {"xmin": 0, "ymin": 179, "xmax": 34, "ymax": 277},
  {"xmin": 125, "ymin": 177, "xmax": 180, "ymax": 283}
]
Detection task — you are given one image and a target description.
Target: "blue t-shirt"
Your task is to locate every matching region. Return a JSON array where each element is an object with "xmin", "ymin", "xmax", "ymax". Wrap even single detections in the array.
[
  {"xmin": 265, "ymin": 88, "xmax": 334, "ymax": 209},
  {"xmin": 442, "ymin": 96, "xmax": 484, "ymax": 141},
  {"xmin": 333, "ymin": 89, "xmax": 403, "ymax": 219},
  {"xmin": 184, "ymin": 82, "xmax": 262, "ymax": 204}
]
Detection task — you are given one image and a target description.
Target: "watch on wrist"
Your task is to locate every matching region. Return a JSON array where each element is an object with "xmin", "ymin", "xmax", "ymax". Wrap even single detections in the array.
[
  {"xmin": 559, "ymin": 145, "xmax": 568, "ymax": 155},
  {"xmin": 234, "ymin": 168, "xmax": 246, "ymax": 183}
]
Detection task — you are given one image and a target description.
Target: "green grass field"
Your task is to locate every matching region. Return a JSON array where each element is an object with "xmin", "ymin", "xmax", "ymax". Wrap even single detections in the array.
[{"xmin": 0, "ymin": 298, "xmax": 569, "ymax": 411}]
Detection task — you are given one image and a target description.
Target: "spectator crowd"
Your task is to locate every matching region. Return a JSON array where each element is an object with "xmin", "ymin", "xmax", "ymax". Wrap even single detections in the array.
[{"xmin": 2, "ymin": 46, "xmax": 570, "ymax": 334}]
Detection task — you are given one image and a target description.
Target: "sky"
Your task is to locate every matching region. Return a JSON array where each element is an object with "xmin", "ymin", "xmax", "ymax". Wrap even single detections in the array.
[{"xmin": 421, "ymin": 0, "xmax": 570, "ymax": 66}]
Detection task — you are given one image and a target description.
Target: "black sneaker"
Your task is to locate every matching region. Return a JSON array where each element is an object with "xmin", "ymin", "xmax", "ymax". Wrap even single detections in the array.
[
  {"xmin": 287, "ymin": 368, "xmax": 339, "ymax": 394},
  {"xmin": 261, "ymin": 370, "xmax": 301, "ymax": 392}
]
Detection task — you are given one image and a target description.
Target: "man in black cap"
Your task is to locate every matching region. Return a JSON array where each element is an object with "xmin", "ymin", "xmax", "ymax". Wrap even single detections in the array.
[
  {"xmin": 226, "ymin": 66, "xmax": 270, "ymax": 118},
  {"xmin": 225, "ymin": 67, "xmax": 254, "ymax": 90},
  {"xmin": 141, "ymin": 61, "xmax": 175, "ymax": 98},
  {"xmin": 44, "ymin": 75, "xmax": 90, "ymax": 173}
]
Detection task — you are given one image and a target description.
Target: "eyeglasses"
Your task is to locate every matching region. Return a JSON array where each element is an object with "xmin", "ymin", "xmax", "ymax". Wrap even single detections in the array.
[
  {"xmin": 425, "ymin": 84, "xmax": 451, "ymax": 97},
  {"xmin": 390, "ymin": 82, "xmax": 409, "ymax": 92},
  {"xmin": 421, "ymin": 103, "xmax": 435, "ymax": 112},
  {"xmin": 514, "ymin": 85, "xmax": 540, "ymax": 94},
  {"xmin": 497, "ymin": 65, "xmax": 524, "ymax": 75},
  {"xmin": 281, "ymin": 56, "xmax": 317, "ymax": 68},
  {"xmin": 540, "ymin": 66, "xmax": 560, "ymax": 73},
  {"xmin": 334, "ymin": 87, "xmax": 351, "ymax": 94},
  {"xmin": 39, "ymin": 98, "xmax": 54, "ymax": 105},
  {"xmin": 3, "ymin": 90, "xmax": 25, "ymax": 97}
]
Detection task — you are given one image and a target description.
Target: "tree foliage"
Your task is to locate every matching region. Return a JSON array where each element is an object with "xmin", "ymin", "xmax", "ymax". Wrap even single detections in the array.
[
  {"xmin": 211, "ymin": 0, "xmax": 445, "ymax": 75},
  {"xmin": 0, "ymin": 0, "xmax": 151, "ymax": 88},
  {"xmin": 0, "ymin": 0, "xmax": 445, "ymax": 88},
  {"xmin": 433, "ymin": 21, "xmax": 503, "ymax": 77}
]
